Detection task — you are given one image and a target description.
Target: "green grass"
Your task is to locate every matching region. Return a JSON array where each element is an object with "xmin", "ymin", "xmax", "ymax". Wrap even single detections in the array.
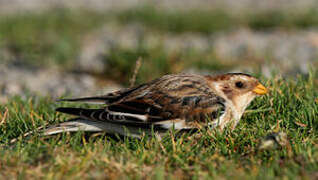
[
  {"xmin": 118, "ymin": 7, "xmax": 318, "ymax": 33},
  {"xmin": 0, "ymin": 72, "xmax": 317, "ymax": 179},
  {"xmin": 0, "ymin": 9, "xmax": 236, "ymax": 75},
  {"xmin": 1, "ymin": 7, "xmax": 318, "ymax": 70},
  {"xmin": 117, "ymin": 7, "xmax": 234, "ymax": 34},
  {"xmin": 1, "ymin": 7, "xmax": 318, "ymax": 178},
  {"xmin": 104, "ymin": 47, "xmax": 235, "ymax": 85},
  {"xmin": 0, "ymin": 10, "xmax": 111, "ymax": 67}
]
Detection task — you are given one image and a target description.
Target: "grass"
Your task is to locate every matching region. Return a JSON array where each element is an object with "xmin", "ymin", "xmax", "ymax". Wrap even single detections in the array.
[
  {"xmin": 104, "ymin": 47, "xmax": 235, "ymax": 85},
  {"xmin": 0, "ymin": 8, "xmax": 237, "ymax": 78},
  {"xmin": 1, "ymin": 6, "xmax": 318, "ymax": 179},
  {"xmin": 0, "ymin": 72, "xmax": 317, "ymax": 179},
  {"xmin": 1, "ymin": 7, "xmax": 318, "ymax": 70},
  {"xmin": 118, "ymin": 7, "xmax": 318, "ymax": 33},
  {"xmin": 0, "ymin": 10, "xmax": 111, "ymax": 67},
  {"xmin": 117, "ymin": 7, "xmax": 234, "ymax": 34}
]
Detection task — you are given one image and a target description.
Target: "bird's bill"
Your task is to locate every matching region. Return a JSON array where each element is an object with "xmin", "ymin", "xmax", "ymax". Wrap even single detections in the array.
[{"xmin": 253, "ymin": 83, "xmax": 268, "ymax": 95}]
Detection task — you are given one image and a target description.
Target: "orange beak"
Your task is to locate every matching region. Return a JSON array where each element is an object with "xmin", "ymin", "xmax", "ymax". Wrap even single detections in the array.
[{"xmin": 253, "ymin": 83, "xmax": 268, "ymax": 95}]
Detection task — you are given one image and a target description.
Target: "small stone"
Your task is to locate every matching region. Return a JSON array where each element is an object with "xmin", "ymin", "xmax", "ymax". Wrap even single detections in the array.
[{"xmin": 259, "ymin": 132, "xmax": 288, "ymax": 150}]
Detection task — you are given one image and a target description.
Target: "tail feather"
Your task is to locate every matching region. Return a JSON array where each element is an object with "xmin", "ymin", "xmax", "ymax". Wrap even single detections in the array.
[
  {"xmin": 56, "ymin": 107, "xmax": 102, "ymax": 117},
  {"xmin": 56, "ymin": 107, "xmax": 153, "ymax": 124},
  {"xmin": 56, "ymin": 85, "xmax": 144, "ymax": 105},
  {"xmin": 57, "ymin": 97, "xmax": 111, "ymax": 104},
  {"xmin": 42, "ymin": 118, "xmax": 152, "ymax": 138}
]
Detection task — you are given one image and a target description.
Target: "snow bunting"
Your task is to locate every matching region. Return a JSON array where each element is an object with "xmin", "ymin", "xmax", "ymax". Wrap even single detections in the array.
[{"xmin": 44, "ymin": 73, "xmax": 267, "ymax": 138}]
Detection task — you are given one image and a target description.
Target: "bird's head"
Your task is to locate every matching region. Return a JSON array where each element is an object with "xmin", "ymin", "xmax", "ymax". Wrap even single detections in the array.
[
  {"xmin": 209, "ymin": 73, "xmax": 267, "ymax": 97},
  {"xmin": 207, "ymin": 73, "xmax": 268, "ymax": 116}
]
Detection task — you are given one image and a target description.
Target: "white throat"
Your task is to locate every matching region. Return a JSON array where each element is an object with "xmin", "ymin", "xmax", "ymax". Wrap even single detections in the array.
[
  {"xmin": 231, "ymin": 92, "xmax": 257, "ymax": 120},
  {"xmin": 212, "ymin": 82, "xmax": 257, "ymax": 127}
]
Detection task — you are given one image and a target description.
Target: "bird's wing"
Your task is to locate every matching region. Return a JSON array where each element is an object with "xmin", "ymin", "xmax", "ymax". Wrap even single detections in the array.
[{"xmin": 57, "ymin": 74, "xmax": 226, "ymax": 129}]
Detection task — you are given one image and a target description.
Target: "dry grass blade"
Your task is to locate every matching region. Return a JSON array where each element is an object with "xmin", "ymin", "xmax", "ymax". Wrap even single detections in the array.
[
  {"xmin": 130, "ymin": 57, "xmax": 142, "ymax": 87},
  {"xmin": 0, "ymin": 107, "xmax": 8, "ymax": 126},
  {"xmin": 170, "ymin": 131, "xmax": 176, "ymax": 153},
  {"xmin": 9, "ymin": 124, "xmax": 47, "ymax": 144},
  {"xmin": 244, "ymin": 108, "xmax": 272, "ymax": 114}
]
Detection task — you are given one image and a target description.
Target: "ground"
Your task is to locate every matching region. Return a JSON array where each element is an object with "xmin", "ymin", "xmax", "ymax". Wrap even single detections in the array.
[
  {"xmin": 0, "ymin": 1, "xmax": 318, "ymax": 179},
  {"xmin": 1, "ymin": 73, "xmax": 317, "ymax": 179}
]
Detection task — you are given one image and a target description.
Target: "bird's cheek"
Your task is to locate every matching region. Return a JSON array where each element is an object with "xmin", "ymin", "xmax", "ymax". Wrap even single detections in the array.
[{"xmin": 222, "ymin": 88, "xmax": 233, "ymax": 99}]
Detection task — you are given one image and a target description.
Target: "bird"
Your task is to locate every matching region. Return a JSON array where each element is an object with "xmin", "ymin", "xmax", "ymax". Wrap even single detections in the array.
[{"xmin": 43, "ymin": 73, "xmax": 268, "ymax": 138}]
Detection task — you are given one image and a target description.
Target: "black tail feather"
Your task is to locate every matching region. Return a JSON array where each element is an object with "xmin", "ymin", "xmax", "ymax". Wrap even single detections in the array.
[
  {"xmin": 56, "ymin": 107, "xmax": 103, "ymax": 118},
  {"xmin": 56, "ymin": 97, "xmax": 110, "ymax": 104}
]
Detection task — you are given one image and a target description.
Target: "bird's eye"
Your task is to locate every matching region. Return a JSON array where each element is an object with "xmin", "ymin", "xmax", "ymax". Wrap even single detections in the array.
[{"xmin": 235, "ymin": 81, "xmax": 244, "ymax": 88}]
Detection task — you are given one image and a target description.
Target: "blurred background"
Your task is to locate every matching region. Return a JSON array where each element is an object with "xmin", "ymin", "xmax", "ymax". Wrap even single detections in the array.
[{"xmin": 0, "ymin": 0, "xmax": 317, "ymax": 102}]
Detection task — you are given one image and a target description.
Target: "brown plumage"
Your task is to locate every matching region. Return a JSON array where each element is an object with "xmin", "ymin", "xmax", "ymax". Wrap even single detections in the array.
[{"xmin": 44, "ymin": 73, "xmax": 268, "ymax": 138}]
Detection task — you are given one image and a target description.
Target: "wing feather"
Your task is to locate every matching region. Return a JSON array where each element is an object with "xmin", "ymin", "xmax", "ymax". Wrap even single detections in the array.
[{"xmin": 57, "ymin": 74, "xmax": 226, "ymax": 129}]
